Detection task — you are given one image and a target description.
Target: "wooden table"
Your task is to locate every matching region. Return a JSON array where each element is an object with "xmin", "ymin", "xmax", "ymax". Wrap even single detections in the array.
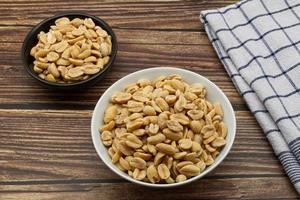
[{"xmin": 0, "ymin": 0, "xmax": 299, "ymax": 199}]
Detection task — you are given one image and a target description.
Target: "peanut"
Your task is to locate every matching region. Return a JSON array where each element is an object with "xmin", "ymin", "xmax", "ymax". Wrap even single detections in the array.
[
  {"xmin": 119, "ymin": 157, "xmax": 131, "ymax": 171},
  {"xmin": 104, "ymin": 105, "xmax": 117, "ymax": 124},
  {"xmin": 179, "ymin": 165, "xmax": 200, "ymax": 177},
  {"xmin": 156, "ymin": 143, "xmax": 176, "ymax": 155},
  {"xmin": 147, "ymin": 133, "xmax": 166, "ymax": 145},
  {"xmin": 125, "ymin": 134, "xmax": 143, "ymax": 149},
  {"xmin": 130, "ymin": 157, "xmax": 147, "ymax": 169},
  {"xmin": 157, "ymin": 164, "xmax": 170, "ymax": 179},
  {"xmin": 132, "ymin": 168, "xmax": 146, "ymax": 180},
  {"xmin": 176, "ymin": 174, "xmax": 187, "ymax": 182},
  {"xmin": 162, "ymin": 128, "xmax": 183, "ymax": 141},
  {"xmin": 166, "ymin": 120, "xmax": 183, "ymax": 132},
  {"xmin": 178, "ymin": 139, "xmax": 193, "ymax": 150},
  {"xmin": 147, "ymin": 165, "xmax": 160, "ymax": 183}
]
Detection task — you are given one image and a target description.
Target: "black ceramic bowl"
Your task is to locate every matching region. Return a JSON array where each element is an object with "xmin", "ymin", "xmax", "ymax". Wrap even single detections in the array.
[{"xmin": 21, "ymin": 12, "xmax": 117, "ymax": 90}]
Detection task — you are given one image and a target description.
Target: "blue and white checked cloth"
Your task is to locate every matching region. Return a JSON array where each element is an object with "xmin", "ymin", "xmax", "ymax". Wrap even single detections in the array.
[{"xmin": 200, "ymin": 0, "xmax": 300, "ymax": 193}]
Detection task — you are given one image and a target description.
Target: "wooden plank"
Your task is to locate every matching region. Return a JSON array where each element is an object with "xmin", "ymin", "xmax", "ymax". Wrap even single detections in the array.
[
  {"xmin": 0, "ymin": 109, "xmax": 286, "ymax": 182},
  {"xmin": 0, "ymin": 177, "xmax": 298, "ymax": 199},
  {"xmin": 0, "ymin": 1, "xmax": 236, "ymax": 29},
  {"xmin": 0, "ymin": 26, "xmax": 211, "ymax": 44}
]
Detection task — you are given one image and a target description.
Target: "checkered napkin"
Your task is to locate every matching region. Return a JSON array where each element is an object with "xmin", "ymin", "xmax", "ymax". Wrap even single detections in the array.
[{"xmin": 200, "ymin": 0, "xmax": 300, "ymax": 193}]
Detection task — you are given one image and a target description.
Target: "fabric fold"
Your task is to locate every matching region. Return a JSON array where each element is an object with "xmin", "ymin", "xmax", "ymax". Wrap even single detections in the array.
[{"xmin": 200, "ymin": 0, "xmax": 300, "ymax": 193}]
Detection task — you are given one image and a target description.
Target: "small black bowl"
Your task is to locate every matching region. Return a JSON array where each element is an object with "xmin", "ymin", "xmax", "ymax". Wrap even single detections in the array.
[{"xmin": 21, "ymin": 11, "xmax": 117, "ymax": 90}]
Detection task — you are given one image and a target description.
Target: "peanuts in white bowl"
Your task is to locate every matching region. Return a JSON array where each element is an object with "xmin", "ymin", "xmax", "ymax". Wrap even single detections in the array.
[{"xmin": 91, "ymin": 67, "xmax": 236, "ymax": 188}]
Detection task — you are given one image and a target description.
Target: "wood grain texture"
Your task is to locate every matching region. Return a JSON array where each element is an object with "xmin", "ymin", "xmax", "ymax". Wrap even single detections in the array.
[
  {"xmin": 0, "ymin": 0, "xmax": 298, "ymax": 199},
  {"xmin": 1, "ymin": 178, "xmax": 298, "ymax": 200},
  {"xmin": 0, "ymin": 109, "xmax": 298, "ymax": 198},
  {"xmin": 0, "ymin": 0, "xmax": 233, "ymax": 29}
]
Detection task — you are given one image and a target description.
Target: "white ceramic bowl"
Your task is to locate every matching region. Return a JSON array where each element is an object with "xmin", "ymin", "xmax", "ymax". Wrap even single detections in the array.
[{"xmin": 91, "ymin": 67, "xmax": 236, "ymax": 188}]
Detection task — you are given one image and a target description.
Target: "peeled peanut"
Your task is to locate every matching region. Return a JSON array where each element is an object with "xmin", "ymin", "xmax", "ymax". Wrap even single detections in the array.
[
  {"xmin": 147, "ymin": 165, "xmax": 160, "ymax": 183},
  {"xmin": 67, "ymin": 67, "xmax": 84, "ymax": 78},
  {"xmin": 179, "ymin": 165, "xmax": 200, "ymax": 176},
  {"xmin": 130, "ymin": 157, "xmax": 147, "ymax": 169},
  {"xmin": 133, "ymin": 168, "xmax": 146, "ymax": 180},
  {"xmin": 176, "ymin": 174, "xmax": 187, "ymax": 182},
  {"xmin": 45, "ymin": 74, "xmax": 56, "ymax": 82},
  {"xmin": 100, "ymin": 42, "xmax": 111, "ymax": 57},
  {"xmin": 47, "ymin": 63, "xmax": 60, "ymax": 78},
  {"xmin": 147, "ymin": 133, "xmax": 166, "ymax": 145},
  {"xmin": 83, "ymin": 65, "xmax": 100, "ymax": 75},
  {"xmin": 126, "ymin": 134, "xmax": 143, "ymax": 149},
  {"xmin": 156, "ymin": 143, "xmax": 176, "ymax": 155},
  {"xmin": 46, "ymin": 51, "xmax": 59, "ymax": 62},
  {"xmin": 104, "ymin": 105, "xmax": 117, "ymax": 123},
  {"xmin": 157, "ymin": 164, "xmax": 170, "ymax": 179}
]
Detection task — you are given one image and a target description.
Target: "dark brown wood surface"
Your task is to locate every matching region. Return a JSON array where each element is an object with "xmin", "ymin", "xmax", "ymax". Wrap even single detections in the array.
[{"xmin": 0, "ymin": 0, "xmax": 298, "ymax": 199}]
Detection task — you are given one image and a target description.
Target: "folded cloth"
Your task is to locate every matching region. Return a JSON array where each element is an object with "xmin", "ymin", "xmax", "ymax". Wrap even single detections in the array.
[{"xmin": 200, "ymin": 0, "xmax": 300, "ymax": 193}]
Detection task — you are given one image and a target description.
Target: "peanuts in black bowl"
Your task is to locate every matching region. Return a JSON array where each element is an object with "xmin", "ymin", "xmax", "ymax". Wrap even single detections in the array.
[{"xmin": 21, "ymin": 12, "xmax": 117, "ymax": 90}]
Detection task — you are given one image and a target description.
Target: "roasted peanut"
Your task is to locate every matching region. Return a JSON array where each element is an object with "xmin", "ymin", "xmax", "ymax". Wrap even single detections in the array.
[
  {"xmin": 155, "ymin": 97, "xmax": 169, "ymax": 111},
  {"xmin": 147, "ymin": 133, "xmax": 166, "ymax": 145},
  {"xmin": 130, "ymin": 157, "xmax": 147, "ymax": 169},
  {"xmin": 147, "ymin": 165, "xmax": 160, "ymax": 183},
  {"xmin": 165, "ymin": 95, "xmax": 177, "ymax": 104},
  {"xmin": 167, "ymin": 120, "xmax": 183, "ymax": 132},
  {"xmin": 126, "ymin": 134, "xmax": 143, "ymax": 149},
  {"xmin": 174, "ymin": 151, "xmax": 187, "ymax": 160},
  {"xmin": 148, "ymin": 123, "xmax": 159, "ymax": 135},
  {"xmin": 83, "ymin": 65, "xmax": 100, "ymax": 75},
  {"xmin": 117, "ymin": 141, "xmax": 134, "ymax": 156},
  {"xmin": 104, "ymin": 105, "xmax": 117, "ymax": 123},
  {"xmin": 127, "ymin": 101, "xmax": 144, "ymax": 113},
  {"xmin": 214, "ymin": 102, "xmax": 223, "ymax": 117},
  {"xmin": 211, "ymin": 137, "xmax": 226, "ymax": 148},
  {"xmin": 174, "ymin": 95, "xmax": 187, "ymax": 112},
  {"xmin": 187, "ymin": 110, "xmax": 204, "ymax": 120},
  {"xmin": 157, "ymin": 164, "xmax": 170, "ymax": 179},
  {"xmin": 133, "ymin": 168, "xmax": 146, "ymax": 180},
  {"xmin": 170, "ymin": 113, "xmax": 189, "ymax": 125},
  {"xmin": 153, "ymin": 152, "xmax": 165, "ymax": 165},
  {"xmin": 113, "ymin": 92, "xmax": 132, "ymax": 104},
  {"xmin": 162, "ymin": 128, "xmax": 183, "ymax": 141},
  {"xmin": 143, "ymin": 105, "xmax": 156, "ymax": 116},
  {"xmin": 190, "ymin": 120, "xmax": 204, "ymax": 134},
  {"xmin": 176, "ymin": 174, "xmax": 187, "ymax": 182},
  {"xmin": 119, "ymin": 157, "xmax": 131, "ymax": 171},
  {"xmin": 133, "ymin": 91, "xmax": 149, "ymax": 102},
  {"xmin": 47, "ymin": 63, "xmax": 60, "ymax": 78},
  {"xmin": 45, "ymin": 74, "xmax": 56, "ymax": 82},
  {"xmin": 134, "ymin": 152, "xmax": 152, "ymax": 161},
  {"xmin": 46, "ymin": 51, "xmax": 59, "ymax": 62},
  {"xmin": 179, "ymin": 164, "xmax": 200, "ymax": 177},
  {"xmin": 126, "ymin": 119, "xmax": 144, "ymax": 132},
  {"xmin": 156, "ymin": 143, "xmax": 176, "ymax": 155},
  {"xmin": 178, "ymin": 139, "xmax": 193, "ymax": 150}
]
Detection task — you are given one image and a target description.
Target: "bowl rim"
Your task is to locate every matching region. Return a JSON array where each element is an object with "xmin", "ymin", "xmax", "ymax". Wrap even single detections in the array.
[
  {"xmin": 91, "ymin": 67, "xmax": 236, "ymax": 188},
  {"xmin": 21, "ymin": 11, "xmax": 118, "ymax": 88}
]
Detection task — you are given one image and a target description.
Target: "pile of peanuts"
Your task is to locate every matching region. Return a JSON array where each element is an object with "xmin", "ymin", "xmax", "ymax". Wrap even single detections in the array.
[
  {"xmin": 99, "ymin": 74, "xmax": 227, "ymax": 184},
  {"xmin": 30, "ymin": 17, "xmax": 112, "ymax": 83}
]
